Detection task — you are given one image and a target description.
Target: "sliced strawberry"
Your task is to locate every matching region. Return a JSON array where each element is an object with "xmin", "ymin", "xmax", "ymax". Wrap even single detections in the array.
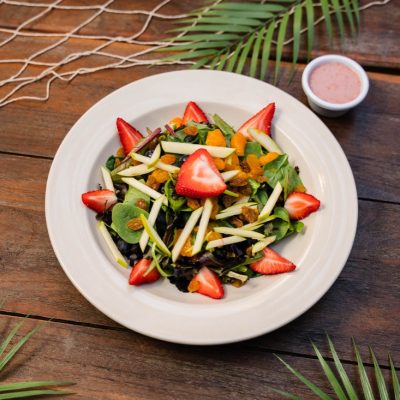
[
  {"xmin": 238, "ymin": 102, "xmax": 275, "ymax": 138},
  {"xmin": 129, "ymin": 258, "xmax": 160, "ymax": 285},
  {"xmin": 191, "ymin": 266, "xmax": 224, "ymax": 299},
  {"xmin": 175, "ymin": 149, "xmax": 227, "ymax": 198},
  {"xmin": 81, "ymin": 189, "xmax": 117, "ymax": 213},
  {"xmin": 182, "ymin": 101, "xmax": 209, "ymax": 124},
  {"xmin": 116, "ymin": 117, "xmax": 143, "ymax": 155},
  {"xmin": 250, "ymin": 247, "xmax": 296, "ymax": 275},
  {"xmin": 284, "ymin": 192, "xmax": 320, "ymax": 220}
]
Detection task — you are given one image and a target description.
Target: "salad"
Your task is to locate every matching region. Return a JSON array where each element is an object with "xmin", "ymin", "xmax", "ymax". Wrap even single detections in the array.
[{"xmin": 81, "ymin": 101, "xmax": 320, "ymax": 299}]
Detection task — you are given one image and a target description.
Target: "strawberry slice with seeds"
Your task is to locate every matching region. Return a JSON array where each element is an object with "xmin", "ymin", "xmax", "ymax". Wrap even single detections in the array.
[
  {"xmin": 175, "ymin": 149, "xmax": 227, "ymax": 198},
  {"xmin": 250, "ymin": 247, "xmax": 296, "ymax": 275},
  {"xmin": 238, "ymin": 102, "xmax": 275, "ymax": 138},
  {"xmin": 190, "ymin": 266, "xmax": 224, "ymax": 299},
  {"xmin": 284, "ymin": 192, "xmax": 320, "ymax": 220},
  {"xmin": 116, "ymin": 117, "xmax": 143, "ymax": 155},
  {"xmin": 81, "ymin": 189, "xmax": 117, "ymax": 213},
  {"xmin": 182, "ymin": 101, "xmax": 209, "ymax": 124},
  {"xmin": 129, "ymin": 258, "xmax": 160, "ymax": 285}
]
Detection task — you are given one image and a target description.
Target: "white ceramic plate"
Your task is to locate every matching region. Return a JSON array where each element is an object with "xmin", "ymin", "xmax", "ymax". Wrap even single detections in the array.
[{"xmin": 46, "ymin": 70, "xmax": 357, "ymax": 345}]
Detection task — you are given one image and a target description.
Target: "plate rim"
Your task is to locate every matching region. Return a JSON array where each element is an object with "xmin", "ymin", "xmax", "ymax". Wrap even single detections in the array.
[{"xmin": 45, "ymin": 69, "xmax": 358, "ymax": 345}]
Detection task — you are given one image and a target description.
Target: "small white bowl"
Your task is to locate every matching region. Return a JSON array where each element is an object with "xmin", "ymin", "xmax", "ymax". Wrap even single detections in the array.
[{"xmin": 302, "ymin": 54, "xmax": 369, "ymax": 117}]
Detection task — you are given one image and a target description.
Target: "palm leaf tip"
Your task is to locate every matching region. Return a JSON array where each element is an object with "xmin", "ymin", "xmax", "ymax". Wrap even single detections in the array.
[
  {"xmin": 352, "ymin": 338, "xmax": 374, "ymax": 400},
  {"xmin": 389, "ymin": 355, "xmax": 400, "ymax": 400}
]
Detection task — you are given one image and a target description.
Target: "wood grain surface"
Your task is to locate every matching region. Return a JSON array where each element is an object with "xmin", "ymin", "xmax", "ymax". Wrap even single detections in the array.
[{"xmin": 0, "ymin": 1, "xmax": 399, "ymax": 399}]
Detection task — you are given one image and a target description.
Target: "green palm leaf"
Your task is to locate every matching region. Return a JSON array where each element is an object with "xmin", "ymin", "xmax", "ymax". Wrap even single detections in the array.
[
  {"xmin": 305, "ymin": 0, "xmax": 314, "ymax": 61},
  {"xmin": 389, "ymin": 355, "xmax": 400, "ymax": 400},
  {"xmin": 272, "ymin": 337, "xmax": 398, "ymax": 400},
  {"xmin": 311, "ymin": 342, "xmax": 347, "ymax": 399},
  {"xmin": 260, "ymin": 23, "xmax": 275, "ymax": 81},
  {"xmin": 370, "ymin": 348, "xmax": 389, "ymax": 400},
  {"xmin": 161, "ymin": 0, "xmax": 363, "ymax": 81},
  {"xmin": 0, "ymin": 382, "xmax": 72, "ymax": 393},
  {"xmin": 353, "ymin": 339, "xmax": 374, "ymax": 400},
  {"xmin": 0, "ymin": 389, "xmax": 72, "ymax": 399},
  {"xmin": 274, "ymin": 12, "xmax": 289, "ymax": 84},
  {"xmin": 275, "ymin": 355, "xmax": 333, "ymax": 399},
  {"xmin": 291, "ymin": 4, "xmax": 303, "ymax": 77},
  {"xmin": 327, "ymin": 336, "xmax": 359, "ymax": 400}
]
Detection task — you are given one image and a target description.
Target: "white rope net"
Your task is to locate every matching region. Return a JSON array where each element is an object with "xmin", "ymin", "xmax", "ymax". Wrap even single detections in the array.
[{"xmin": 0, "ymin": 0, "xmax": 390, "ymax": 108}]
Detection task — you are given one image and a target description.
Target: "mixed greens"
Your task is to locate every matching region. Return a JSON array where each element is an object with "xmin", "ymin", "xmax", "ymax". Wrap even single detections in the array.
[{"xmin": 82, "ymin": 102, "xmax": 320, "ymax": 299}]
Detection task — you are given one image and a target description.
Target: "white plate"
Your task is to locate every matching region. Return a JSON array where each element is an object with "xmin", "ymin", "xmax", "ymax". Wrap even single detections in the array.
[{"xmin": 46, "ymin": 70, "xmax": 357, "ymax": 345}]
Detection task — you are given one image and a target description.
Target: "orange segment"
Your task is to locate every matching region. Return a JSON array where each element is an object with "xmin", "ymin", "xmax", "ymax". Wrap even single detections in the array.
[
  {"xmin": 231, "ymin": 132, "xmax": 247, "ymax": 156},
  {"xmin": 212, "ymin": 157, "xmax": 225, "ymax": 171},
  {"xmin": 259, "ymin": 152, "xmax": 279, "ymax": 166},
  {"xmin": 246, "ymin": 154, "xmax": 263, "ymax": 176},
  {"xmin": 151, "ymin": 169, "xmax": 170, "ymax": 184},
  {"xmin": 205, "ymin": 129, "xmax": 226, "ymax": 147},
  {"xmin": 160, "ymin": 154, "xmax": 176, "ymax": 164},
  {"xmin": 169, "ymin": 117, "xmax": 183, "ymax": 129}
]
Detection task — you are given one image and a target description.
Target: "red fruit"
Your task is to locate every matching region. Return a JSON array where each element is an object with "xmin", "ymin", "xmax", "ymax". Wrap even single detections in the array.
[
  {"xmin": 116, "ymin": 117, "xmax": 143, "ymax": 155},
  {"xmin": 175, "ymin": 149, "xmax": 227, "ymax": 198},
  {"xmin": 238, "ymin": 102, "xmax": 275, "ymax": 138},
  {"xmin": 250, "ymin": 247, "xmax": 296, "ymax": 275},
  {"xmin": 182, "ymin": 101, "xmax": 209, "ymax": 124},
  {"xmin": 129, "ymin": 258, "xmax": 160, "ymax": 285},
  {"xmin": 284, "ymin": 192, "xmax": 321, "ymax": 220},
  {"xmin": 191, "ymin": 266, "xmax": 224, "ymax": 299},
  {"xmin": 81, "ymin": 189, "xmax": 117, "ymax": 213}
]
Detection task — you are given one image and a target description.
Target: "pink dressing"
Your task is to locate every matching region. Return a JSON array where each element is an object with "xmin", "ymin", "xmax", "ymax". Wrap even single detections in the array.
[{"xmin": 309, "ymin": 62, "xmax": 361, "ymax": 104}]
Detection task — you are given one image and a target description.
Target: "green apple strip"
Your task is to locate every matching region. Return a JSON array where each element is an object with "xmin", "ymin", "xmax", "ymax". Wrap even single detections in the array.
[
  {"xmin": 122, "ymin": 177, "xmax": 168, "ymax": 206},
  {"xmin": 215, "ymin": 204, "xmax": 258, "ymax": 220},
  {"xmin": 97, "ymin": 221, "xmax": 128, "ymax": 268},
  {"xmin": 192, "ymin": 199, "xmax": 213, "ymax": 255},
  {"xmin": 206, "ymin": 235, "xmax": 245, "ymax": 250},
  {"xmin": 221, "ymin": 170, "xmax": 240, "ymax": 182},
  {"xmin": 131, "ymin": 152, "xmax": 179, "ymax": 173},
  {"xmin": 258, "ymin": 181, "xmax": 283, "ymax": 220},
  {"xmin": 248, "ymin": 128, "xmax": 283, "ymax": 154},
  {"xmin": 118, "ymin": 164, "xmax": 155, "ymax": 177},
  {"xmin": 241, "ymin": 222, "xmax": 263, "ymax": 231},
  {"xmin": 171, "ymin": 207, "xmax": 203, "ymax": 262},
  {"xmin": 213, "ymin": 226, "xmax": 265, "ymax": 240},
  {"xmin": 140, "ymin": 214, "xmax": 171, "ymax": 256},
  {"xmin": 226, "ymin": 271, "xmax": 248, "ymax": 283},
  {"xmin": 147, "ymin": 144, "xmax": 161, "ymax": 168},
  {"xmin": 139, "ymin": 196, "xmax": 164, "ymax": 252},
  {"xmin": 251, "ymin": 236, "xmax": 277, "ymax": 255},
  {"xmin": 161, "ymin": 141, "xmax": 235, "ymax": 158},
  {"xmin": 100, "ymin": 166, "xmax": 115, "ymax": 192}
]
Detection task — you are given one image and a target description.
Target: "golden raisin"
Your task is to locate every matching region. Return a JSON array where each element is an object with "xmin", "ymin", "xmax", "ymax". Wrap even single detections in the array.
[
  {"xmin": 183, "ymin": 125, "xmax": 198, "ymax": 136},
  {"xmin": 255, "ymin": 176, "xmax": 268, "ymax": 183},
  {"xmin": 205, "ymin": 129, "xmax": 226, "ymax": 147},
  {"xmin": 259, "ymin": 152, "xmax": 279, "ymax": 166},
  {"xmin": 135, "ymin": 198, "xmax": 148, "ymax": 210},
  {"xmin": 241, "ymin": 206, "xmax": 259, "ymax": 223},
  {"xmin": 222, "ymin": 194, "xmax": 237, "ymax": 208},
  {"xmin": 212, "ymin": 158, "xmax": 225, "ymax": 171},
  {"xmin": 230, "ymin": 217, "xmax": 244, "ymax": 228},
  {"xmin": 187, "ymin": 198, "xmax": 201, "ymax": 210},
  {"xmin": 126, "ymin": 217, "xmax": 144, "ymax": 231},
  {"xmin": 152, "ymin": 169, "xmax": 169, "ymax": 184},
  {"xmin": 229, "ymin": 171, "xmax": 249, "ymax": 187},
  {"xmin": 231, "ymin": 132, "xmax": 247, "ymax": 156},
  {"xmin": 160, "ymin": 154, "xmax": 176, "ymax": 165},
  {"xmin": 147, "ymin": 174, "xmax": 160, "ymax": 190}
]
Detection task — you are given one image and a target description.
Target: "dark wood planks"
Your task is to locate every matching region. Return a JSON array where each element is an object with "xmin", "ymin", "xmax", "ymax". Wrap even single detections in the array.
[
  {"xmin": 2, "ymin": 314, "xmax": 393, "ymax": 400},
  {"xmin": 0, "ymin": 0, "xmax": 398, "ymax": 68}
]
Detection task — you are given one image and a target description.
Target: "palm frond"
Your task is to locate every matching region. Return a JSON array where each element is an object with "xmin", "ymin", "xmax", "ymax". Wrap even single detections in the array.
[
  {"xmin": 271, "ymin": 336, "xmax": 399, "ymax": 400},
  {"xmin": 0, "ymin": 319, "xmax": 75, "ymax": 398},
  {"xmin": 389, "ymin": 355, "xmax": 400, "ymax": 400},
  {"xmin": 161, "ymin": 0, "xmax": 363, "ymax": 82}
]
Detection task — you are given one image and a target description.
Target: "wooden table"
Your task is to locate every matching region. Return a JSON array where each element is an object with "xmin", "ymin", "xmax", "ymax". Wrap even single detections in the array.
[{"xmin": 1, "ymin": 1, "xmax": 399, "ymax": 398}]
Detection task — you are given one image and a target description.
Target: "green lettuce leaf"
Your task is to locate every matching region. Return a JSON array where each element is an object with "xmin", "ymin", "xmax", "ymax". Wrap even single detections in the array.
[
  {"xmin": 245, "ymin": 142, "xmax": 263, "ymax": 157},
  {"xmin": 164, "ymin": 180, "xmax": 187, "ymax": 212}
]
